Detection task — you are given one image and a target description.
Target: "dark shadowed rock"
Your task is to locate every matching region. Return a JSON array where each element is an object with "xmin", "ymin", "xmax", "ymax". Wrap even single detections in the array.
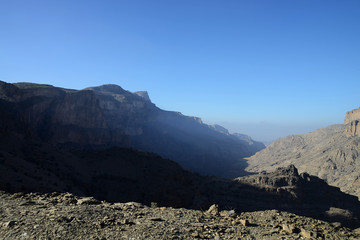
[{"xmin": 0, "ymin": 80, "xmax": 265, "ymax": 178}]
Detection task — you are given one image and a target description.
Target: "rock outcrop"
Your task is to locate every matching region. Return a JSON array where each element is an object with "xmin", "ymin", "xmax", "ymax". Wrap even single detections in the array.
[
  {"xmin": 345, "ymin": 120, "xmax": 360, "ymax": 137},
  {"xmin": 344, "ymin": 107, "xmax": 360, "ymax": 137},
  {"xmin": 134, "ymin": 91, "xmax": 151, "ymax": 102},
  {"xmin": 247, "ymin": 107, "xmax": 360, "ymax": 199},
  {"xmin": 345, "ymin": 107, "xmax": 360, "ymax": 124},
  {"xmin": 0, "ymin": 80, "xmax": 265, "ymax": 177}
]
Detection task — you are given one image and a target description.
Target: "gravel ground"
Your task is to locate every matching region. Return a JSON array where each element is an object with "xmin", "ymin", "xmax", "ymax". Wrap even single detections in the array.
[{"xmin": 1, "ymin": 191, "xmax": 360, "ymax": 240}]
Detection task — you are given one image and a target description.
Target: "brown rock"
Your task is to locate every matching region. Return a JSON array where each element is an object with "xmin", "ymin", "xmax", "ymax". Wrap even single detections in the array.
[
  {"xmin": 77, "ymin": 197, "xmax": 100, "ymax": 205},
  {"xmin": 206, "ymin": 204, "xmax": 219, "ymax": 216},
  {"xmin": 240, "ymin": 219, "xmax": 249, "ymax": 226},
  {"xmin": 191, "ymin": 231, "xmax": 200, "ymax": 237},
  {"xmin": 300, "ymin": 228, "xmax": 312, "ymax": 238},
  {"xmin": 3, "ymin": 221, "xmax": 17, "ymax": 228},
  {"xmin": 282, "ymin": 224, "xmax": 296, "ymax": 233},
  {"xmin": 125, "ymin": 202, "xmax": 144, "ymax": 209},
  {"xmin": 345, "ymin": 120, "xmax": 360, "ymax": 137},
  {"xmin": 149, "ymin": 217, "xmax": 164, "ymax": 222},
  {"xmin": 345, "ymin": 107, "xmax": 360, "ymax": 124}
]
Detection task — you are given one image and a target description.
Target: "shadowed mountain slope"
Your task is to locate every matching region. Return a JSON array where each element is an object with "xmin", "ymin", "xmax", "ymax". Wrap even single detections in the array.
[{"xmin": 0, "ymin": 80, "xmax": 264, "ymax": 177}]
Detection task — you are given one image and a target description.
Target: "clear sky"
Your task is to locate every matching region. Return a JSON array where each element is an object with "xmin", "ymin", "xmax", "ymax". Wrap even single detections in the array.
[{"xmin": 1, "ymin": 0, "xmax": 359, "ymax": 142}]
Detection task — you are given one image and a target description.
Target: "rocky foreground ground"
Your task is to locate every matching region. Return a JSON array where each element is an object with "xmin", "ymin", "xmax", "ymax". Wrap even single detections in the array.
[{"xmin": 1, "ymin": 191, "xmax": 360, "ymax": 240}]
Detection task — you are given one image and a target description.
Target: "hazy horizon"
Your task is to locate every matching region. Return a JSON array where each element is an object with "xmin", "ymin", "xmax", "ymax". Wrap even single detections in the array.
[{"xmin": 1, "ymin": 0, "xmax": 359, "ymax": 142}]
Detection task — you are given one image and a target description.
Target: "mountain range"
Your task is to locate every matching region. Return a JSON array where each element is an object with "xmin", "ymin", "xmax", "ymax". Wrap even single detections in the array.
[
  {"xmin": 0, "ymin": 80, "xmax": 264, "ymax": 177},
  {"xmin": 1, "ymin": 80, "xmax": 360, "ymax": 229},
  {"xmin": 0, "ymin": 103, "xmax": 359, "ymax": 227},
  {"xmin": 247, "ymin": 107, "xmax": 360, "ymax": 199}
]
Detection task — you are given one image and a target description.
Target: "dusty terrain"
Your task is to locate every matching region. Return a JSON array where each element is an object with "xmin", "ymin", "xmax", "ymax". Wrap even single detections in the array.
[{"xmin": 1, "ymin": 191, "xmax": 360, "ymax": 240}]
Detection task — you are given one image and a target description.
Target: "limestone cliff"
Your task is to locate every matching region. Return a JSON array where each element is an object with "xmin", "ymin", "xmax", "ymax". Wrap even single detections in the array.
[
  {"xmin": 134, "ymin": 91, "xmax": 151, "ymax": 102},
  {"xmin": 345, "ymin": 120, "xmax": 360, "ymax": 137},
  {"xmin": 344, "ymin": 107, "xmax": 360, "ymax": 137},
  {"xmin": 0, "ymin": 80, "xmax": 265, "ymax": 177},
  {"xmin": 345, "ymin": 107, "xmax": 360, "ymax": 124}
]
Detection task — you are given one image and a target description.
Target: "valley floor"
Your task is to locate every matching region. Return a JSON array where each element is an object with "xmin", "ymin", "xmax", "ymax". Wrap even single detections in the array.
[{"xmin": 0, "ymin": 191, "xmax": 359, "ymax": 240}]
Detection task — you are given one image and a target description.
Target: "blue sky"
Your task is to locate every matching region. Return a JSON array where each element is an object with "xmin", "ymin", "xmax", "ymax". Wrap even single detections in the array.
[{"xmin": 1, "ymin": 0, "xmax": 359, "ymax": 142}]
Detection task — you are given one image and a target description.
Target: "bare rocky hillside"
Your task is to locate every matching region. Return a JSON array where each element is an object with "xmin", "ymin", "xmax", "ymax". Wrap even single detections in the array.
[{"xmin": 246, "ymin": 107, "xmax": 360, "ymax": 199}]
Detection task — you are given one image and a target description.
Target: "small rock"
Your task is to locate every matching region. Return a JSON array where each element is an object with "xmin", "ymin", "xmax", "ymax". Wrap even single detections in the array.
[
  {"xmin": 228, "ymin": 210, "xmax": 236, "ymax": 217},
  {"xmin": 57, "ymin": 226, "xmax": 65, "ymax": 232},
  {"xmin": 11, "ymin": 192, "xmax": 25, "ymax": 198},
  {"xmin": 20, "ymin": 201, "xmax": 36, "ymax": 206},
  {"xmin": 206, "ymin": 204, "xmax": 219, "ymax": 215},
  {"xmin": 220, "ymin": 211, "xmax": 228, "ymax": 217},
  {"xmin": 191, "ymin": 231, "xmax": 199, "ymax": 237},
  {"xmin": 77, "ymin": 197, "xmax": 100, "ymax": 205},
  {"xmin": 20, "ymin": 233, "xmax": 28, "ymax": 238},
  {"xmin": 219, "ymin": 210, "xmax": 236, "ymax": 218},
  {"xmin": 3, "ymin": 221, "xmax": 17, "ymax": 228},
  {"xmin": 121, "ymin": 219, "xmax": 134, "ymax": 225},
  {"xmin": 331, "ymin": 222, "xmax": 342, "ymax": 228},
  {"xmin": 150, "ymin": 217, "xmax": 164, "ymax": 221},
  {"xmin": 112, "ymin": 203, "xmax": 123, "ymax": 210},
  {"xmin": 125, "ymin": 202, "xmax": 144, "ymax": 208},
  {"xmin": 240, "ymin": 219, "xmax": 249, "ymax": 226},
  {"xmin": 282, "ymin": 224, "xmax": 297, "ymax": 234},
  {"xmin": 300, "ymin": 228, "xmax": 312, "ymax": 239},
  {"xmin": 56, "ymin": 216, "xmax": 74, "ymax": 223}
]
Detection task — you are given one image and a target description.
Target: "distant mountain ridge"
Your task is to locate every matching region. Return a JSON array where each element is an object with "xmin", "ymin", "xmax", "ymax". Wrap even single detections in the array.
[
  {"xmin": 0, "ymin": 80, "xmax": 265, "ymax": 177},
  {"xmin": 247, "ymin": 107, "xmax": 360, "ymax": 199}
]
